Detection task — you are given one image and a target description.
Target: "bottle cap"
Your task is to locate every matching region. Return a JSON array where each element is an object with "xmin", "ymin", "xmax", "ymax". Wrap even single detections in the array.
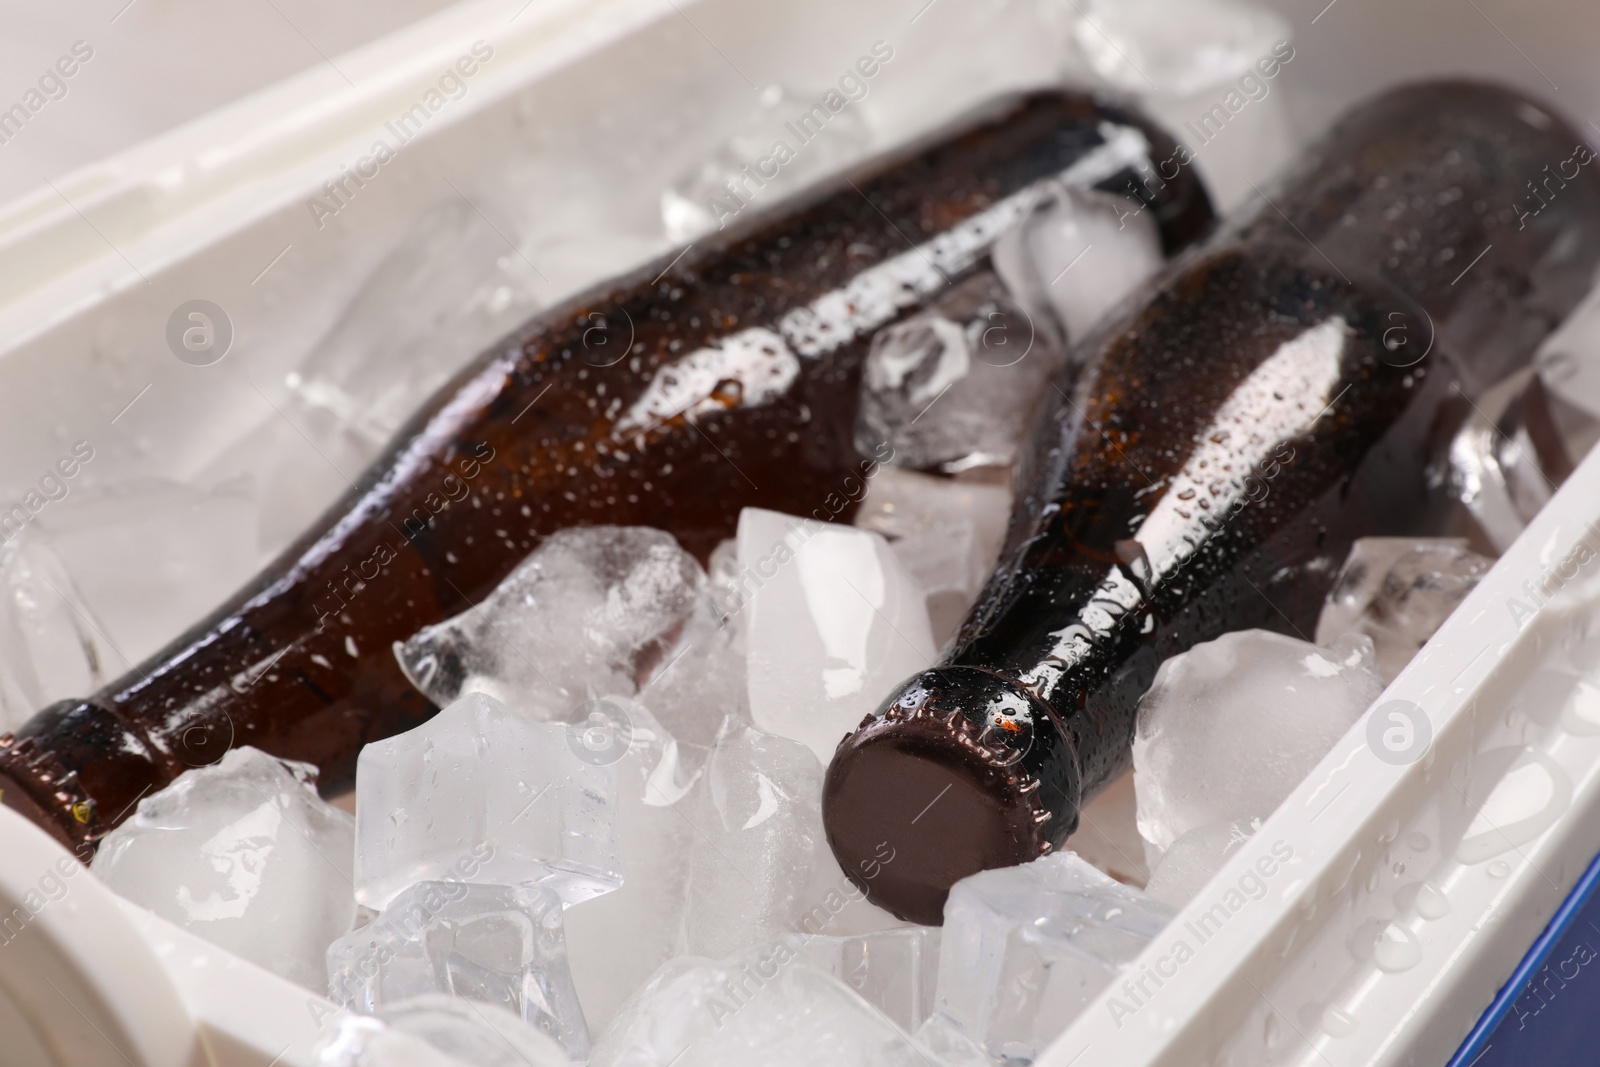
[{"xmin": 822, "ymin": 666, "xmax": 1080, "ymax": 925}]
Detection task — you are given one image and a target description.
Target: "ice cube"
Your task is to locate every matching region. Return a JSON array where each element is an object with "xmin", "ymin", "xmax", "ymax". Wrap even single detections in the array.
[
  {"xmin": 660, "ymin": 84, "xmax": 872, "ymax": 243},
  {"xmin": 633, "ymin": 590, "xmax": 750, "ymax": 751},
  {"xmin": 795, "ymin": 928, "xmax": 942, "ymax": 1033},
  {"xmin": 682, "ymin": 717, "xmax": 824, "ymax": 959},
  {"xmin": 397, "ymin": 527, "xmax": 706, "ymax": 721},
  {"xmin": 0, "ymin": 477, "xmax": 260, "ymax": 727},
  {"xmin": 1133, "ymin": 629, "xmax": 1383, "ymax": 852},
  {"xmin": 854, "ymin": 272, "xmax": 1065, "ymax": 472},
  {"xmin": 626, "ymin": 536, "xmax": 755, "ymax": 751},
  {"xmin": 1057, "ymin": 0, "xmax": 1299, "ymax": 213},
  {"xmin": 1538, "ymin": 272, "xmax": 1600, "ymax": 423},
  {"xmin": 0, "ymin": 536, "xmax": 110, "ymax": 730},
  {"xmin": 317, "ymin": 994, "xmax": 572, "ymax": 1067},
  {"xmin": 0, "ymin": 479, "xmax": 258, "ymax": 685},
  {"xmin": 1070, "ymin": 0, "xmax": 1290, "ymax": 98},
  {"xmin": 590, "ymin": 952, "xmax": 932, "ymax": 1067},
  {"xmin": 1540, "ymin": 379, "xmax": 1600, "ymax": 472},
  {"xmin": 932, "ymin": 851, "xmax": 1174, "ymax": 1061},
  {"xmin": 91, "ymin": 746, "xmax": 355, "ymax": 990},
  {"xmin": 195, "ymin": 197, "xmax": 546, "ymax": 557},
  {"xmin": 1446, "ymin": 370, "xmax": 1565, "ymax": 552},
  {"xmin": 853, "ymin": 467, "xmax": 1011, "ymax": 646},
  {"xmin": 991, "ymin": 182, "xmax": 1163, "ymax": 352},
  {"xmin": 913, "ymin": 1012, "xmax": 994, "ymax": 1067},
  {"xmin": 1143, "ymin": 818, "xmax": 1257, "ymax": 907},
  {"xmin": 704, "ymin": 538, "xmax": 746, "ymax": 629},
  {"xmin": 738, "ymin": 508, "xmax": 935, "ymax": 763},
  {"xmin": 1316, "ymin": 538, "xmax": 1494, "ymax": 683},
  {"xmin": 326, "ymin": 880, "xmax": 589, "ymax": 1060},
  {"xmin": 354, "ymin": 691, "xmax": 621, "ymax": 910},
  {"xmin": 1060, "ymin": 770, "xmax": 1151, "ymax": 888},
  {"xmin": 798, "ymin": 841, "xmax": 914, "ymax": 940},
  {"xmin": 563, "ymin": 700, "xmax": 701, "ymax": 1032},
  {"xmin": 275, "ymin": 198, "xmax": 544, "ymax": 526}
]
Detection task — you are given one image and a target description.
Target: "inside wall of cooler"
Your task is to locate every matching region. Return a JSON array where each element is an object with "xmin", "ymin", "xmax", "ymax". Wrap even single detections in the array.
[{"xmin": 4, "ymin": 1, "xmax": 1600, "ymax": 1067}]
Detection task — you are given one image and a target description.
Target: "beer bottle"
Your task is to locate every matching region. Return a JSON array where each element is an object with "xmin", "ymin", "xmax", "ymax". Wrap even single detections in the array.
[
  {"xmin": 0, "ymin": 91, "xmax": 1212, "ymax": 852},
  {"xmin": 823, "ymin": 81, "xmax": 1600, "ymax": 925}
]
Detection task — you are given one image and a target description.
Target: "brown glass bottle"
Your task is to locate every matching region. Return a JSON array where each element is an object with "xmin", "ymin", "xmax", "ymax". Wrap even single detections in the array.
[
  {"xmin": 823, "ymin": 81, "xmax": 1600, "ymax": 926},
  {"xmin": 0, "ymin": 91, "xmax": 1212, "ymax": 853}
]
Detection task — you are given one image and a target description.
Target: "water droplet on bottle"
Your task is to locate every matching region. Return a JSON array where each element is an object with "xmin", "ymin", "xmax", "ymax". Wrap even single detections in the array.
[
  {"xmin": 1321, "ymin": 1005, "xmax": 1359, "ymax": 1037},
  {"xmin": 1489, "ymin": 859, "xmax": 1511, "ymax": 878},
  {"xmin": 1407, "ymin": 831, "xmax": 1431, "ymax": 852},
  {"xmin": 1393, "ymin": 861, "xmax": 1406, "ymax": 876},
  {"xmin": 1374, "ymin": 922, "xmax": 1422, "ymax": 972}
]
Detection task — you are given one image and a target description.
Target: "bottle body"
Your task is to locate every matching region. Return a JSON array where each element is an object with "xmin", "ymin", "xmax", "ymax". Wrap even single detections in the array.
[
  {"xmin": 0, "ymin": 91, "xmax": 1213, "ymax": 852},
  {"xmin": 823, "ymin": 81, "xmax": 1600, "ymax": 926},
  {"xmin": 1231, "ymin": 80, "xmax": 1600, "ymax": 393}
]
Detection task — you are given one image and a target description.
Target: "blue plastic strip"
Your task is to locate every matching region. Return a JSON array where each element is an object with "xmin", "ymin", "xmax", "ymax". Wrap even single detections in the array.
[{"xmin": 1445, "ymin": 843, "xmax": 1600, "ymax": 1066}]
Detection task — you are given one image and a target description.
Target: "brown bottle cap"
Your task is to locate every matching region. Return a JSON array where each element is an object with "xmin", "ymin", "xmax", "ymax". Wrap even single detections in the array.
[{"xmin": 822, "ymin": 667, "xmax": 1080, "ymax": 925}]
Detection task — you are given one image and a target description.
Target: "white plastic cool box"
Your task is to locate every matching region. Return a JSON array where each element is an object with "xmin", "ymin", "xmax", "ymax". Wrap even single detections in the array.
[{"xmin": 2, "ymin": 0, "xmax": 1599, "ymax": 1064}]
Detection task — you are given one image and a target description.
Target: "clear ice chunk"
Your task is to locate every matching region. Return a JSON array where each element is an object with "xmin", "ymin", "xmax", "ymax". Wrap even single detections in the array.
[
  {"xmin": 991, "ymin": 182, "xmax": 1163, "ymax": 353},
  {"xmin": 853, "ymin": 467, "xmax": 1011, "ymax": 646},
  {"xmin": 195, "ymin": 198, "xmax": 547, "ymax": 556},
  {"xmin": 1540, "ymin": 378, "xmax": 1600, "ymax": 471},
  {"xmin": 1537, "ymin": 273, "xmax": 1600, "ymax": 423},
  {"xmin": 1133, "ymin": 629, "xmax": 1383, "ymax": 852},
  {"xmin": 638, "ymin": 632, "xmax": 749, "ymax": 752},
  {"xmin": 633, "ymin": 565, "xmax": 750, "ymax": 752},
  {"xmin": 797, "ymin": 842, "xmax": 914, "ymax": 940},
  {"xmin": 0, "ymin": 478, "xmax": 258, "ymax": 695},
  {"xmin": 317, "ymin": 994, "xmax": 572, "ymax": 1067},
  {"xmin": 1070, "ymin": 0, "xmax": 1291, "ymax": 97},
  {"xmin": 590, "ymin": 952, "xmax": 933, "ymax": 1067},
  {"xmin": 913, "ymin": 1012, "xmax": 994, "ymax": 1067},
  {"xmin": 704, "ymin": 538, "xmax": 746, "ymax": 625},
  {"xmin": 738, "ymin": 508, "xmax": 935, "ymax": 762},
  {"xmin": 1060, "ymin": 0, "xmax": 1299, "ymax": 213},
  {"xmin": 660, "ymin": 84, "xmax": 872, "ymax": 243},
  {"xmin": 1060, "ymin": 769, "xmax": 1151, "ymax": 888},
  {"xmin": 1315, "ymin": 537, "xmax": 1494, "ymax": 683},
  {"xmin": 682, "ymin": 717, "xmax": 824, "ymax": 959},
  {"xmin": 397, "ymin": 527, "xmax": 706, "ymax": 721},
  {"xmin": 289, "ymin": 198, "xmax": 544, "ymax": 450},
  {"xmin": 854, "ymin": 272, "xmax": 1065, "ymax": 472},
  {"xmin": 280, "ymin": 198, "xmax": 543, "ymax": 515},
  {"xmin": 354, "ymin": 691, "xmax": 621, "ymax": 910},
  {"xmin": 795, "ymin": 928, "xmax": 942, "ymax": 1033},
  {"xmin": 326, "ymin": 880, "xmax": 589, "ymax": 1060},
  {"xmin": 1446, "ymin": 371, "xmax": 1562, "ymax": 552},
  {"xmin": 91, "ymin": 746, "xmax": 355, "ymax": 990},
  {"xmin": 1142, "ymin": 818, "xmax": 1257, "ymax": 907},
  {"xmin": 563, "ymin": 700, "xmax": 701, "ymax": 1032},
  {"xmin": 932, "ymin": 851, "xmax": 1174, "ymax": 1061},
  {"xmin": 0, "ymin": 536, "xmax": 111, "ymax": 731}
]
